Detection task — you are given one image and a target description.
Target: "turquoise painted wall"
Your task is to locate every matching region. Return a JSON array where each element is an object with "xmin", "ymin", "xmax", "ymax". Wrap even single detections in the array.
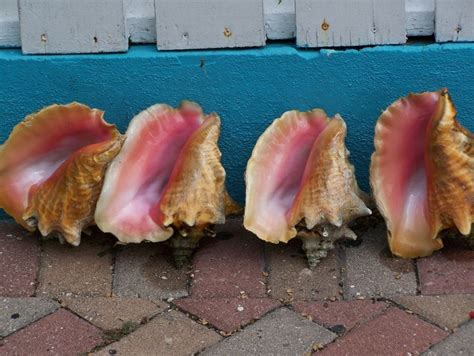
[{"xmin": 1, "ymin": 43, "xmax": 473, "ymax": 204}]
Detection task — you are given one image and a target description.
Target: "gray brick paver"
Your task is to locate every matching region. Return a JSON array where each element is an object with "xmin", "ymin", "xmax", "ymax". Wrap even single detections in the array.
[
  {"xmin": 202, "ymin": 307, "xmax": 336, "ymax": 355},
  {"xmin": 0, "ymin": 297, "xmax": 59, "ymax": 337}
]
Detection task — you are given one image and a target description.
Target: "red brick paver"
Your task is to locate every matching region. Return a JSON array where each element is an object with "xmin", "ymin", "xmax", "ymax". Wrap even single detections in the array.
[
  {"xmin": 293, "ymin": 300, "xmax": 388, "ymax": 332},
  {"xmin": 0, "ymin": 223, "xmax": 40, "ymax": 297},
  {"xmin": 0, "ymin": 308, "xmax": 103, "ymax": 355},
  {"xmin": 417, "ymin": 239, "xmax": 474, "ymax": 295},
  {"xmin": 113, "ymin": 242, "xmax": 190, "ymax": 300},
  {"xmin": 174, "ymin": 297, "xmax": 281, "ymax": 333},
  {"xmin": 319, "ymin": 308, "xmax": 448, "ymax": 355},
  {"xmin": 191, "ymin": 219, "xmax": 266, "ymax": 298}
]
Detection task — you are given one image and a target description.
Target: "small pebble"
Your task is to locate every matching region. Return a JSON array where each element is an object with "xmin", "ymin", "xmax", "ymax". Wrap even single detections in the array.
[
  {"xmin": 312, "ymin": 343, "xmax": 324, "ymax": 351},
  {"xmin": 299, "ymin": 268, "xmax": 312, "ymax": 277},
  {"xmin": 329, "ymin": 324, "xmax": 346, "ymax": 335},
  {"xmin": 237, "ymin": 306, "xmax": 244, "ymax": 312}
]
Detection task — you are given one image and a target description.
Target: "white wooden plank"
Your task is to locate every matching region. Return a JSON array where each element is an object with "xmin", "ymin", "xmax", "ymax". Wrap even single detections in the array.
[
  {"xmin": 0, "ymin": 0, "xmax": 20, "ymax": 47},
  {"xmin": 406, "ymin": 0, "xmax": 435, "ymax": 36},
  {"xmin": 0, "ymin": 0, "xmax": 444, "ymax": 48},
  {"xmin": 18, "ymin": 0, "xmax": 128, "ymax": 54},
  {"xmin": 125, "ymin": 0, "xmax": 156, "ymax": 43},
  {"xmin": 435, "ymin": 0, "xmax": 474, "ymax": 42},
  {"xmin": 155, "ymin": 0, "xmax": 265, "ymax": 50},
  {"xmin": 264, "ymin": 0, "xmax": 295, "ymax": 40},
  {"xmin": 296, "ymin": 0, "xmax": 406, "ymax": 48}
]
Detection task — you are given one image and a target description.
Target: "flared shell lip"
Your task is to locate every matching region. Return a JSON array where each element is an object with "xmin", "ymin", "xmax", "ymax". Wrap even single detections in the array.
[
  {"xmin": 0, "ymin": 102, "xmax": 121, "ymax": 230},
  {"xmin": 244, "ymin": 108, "xmax": 368, "ymax": 244},
  {"xmin": 95, "ymin": 100, "xmax": 223, "ymax": 244},
  {"xmin": 0, "ymin": 102, "xmax": 118, "ymax": 165},
  {"xmin": 244, "ymin": 108, "xmax": 330, "ymax": 193},
  {"xmin": 244, "ymin": 109, "xmax": 331, "ymax": 243},
  {"xmin": 369, "ymin": 89, "xmax": 450, "ymax": 257}
]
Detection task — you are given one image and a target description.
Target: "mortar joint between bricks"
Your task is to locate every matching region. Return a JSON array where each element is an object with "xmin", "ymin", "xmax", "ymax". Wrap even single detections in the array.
[
  {"xmin": 262, "ymin": 243, "xmax": 271, "ymax": 297},
  {"xmin": 381, "ymin": 298, "xmax": 452, "ymax": 332},
  {"xmin": 414, "ymin": 257, "xmax": 423, "ymax": 296},
  {"xmin": 336, "ymin": 245, "xmax": 348, "ymax": 300},
  {"xmin": 167, "ymin": 303, "xmax": 228, "ymax": 336}
]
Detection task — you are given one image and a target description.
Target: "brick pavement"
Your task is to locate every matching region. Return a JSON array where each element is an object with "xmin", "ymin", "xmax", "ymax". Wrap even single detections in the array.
[{"xmin": 0, "ymin": 218, "xmax": 472, "ymax": 355}]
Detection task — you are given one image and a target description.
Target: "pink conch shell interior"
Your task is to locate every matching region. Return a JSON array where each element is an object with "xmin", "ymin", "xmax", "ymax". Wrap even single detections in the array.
[
  {"xmin": 244, "ymin": 110, "xmax": 332, "ymax": 243},
  {"xmin": 0, "ymin": 103, "xmax": 118, "ymax": 229},
  {"xmin": 370, "ymin": 92, "xmax": 445, "ymax": 257},
  {"xmin": 95, "ymin": 102, "xmax": 218, "ymax": 243}
]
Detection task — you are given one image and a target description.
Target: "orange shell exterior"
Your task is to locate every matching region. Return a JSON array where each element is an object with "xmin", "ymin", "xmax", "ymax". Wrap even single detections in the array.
[
  {"xmin": 24, "ymin": 132, "xmax": 122, "ymax": 245},
  {"xmin": 428, "ymin": 92, "xmax": 473, "ymax": 239},
  {"xmin": 287, "ymin": 117, "xmax": 371, "ymax": 230},
  {"xmin": 159, "ymin": 114, "xmax": 229, "ymax": 229}
]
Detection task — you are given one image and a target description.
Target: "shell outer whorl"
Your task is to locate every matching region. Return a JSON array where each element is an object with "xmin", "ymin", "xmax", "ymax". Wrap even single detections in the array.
[
  {"xmin": 0, "ymin": 102, "xmax": 123, "ymax": 245},
  {"xmin": 23, "ymin": 129, "xmax": 123, "ymax": 246},
  {"xmin": 428, "ymin": 90, "xmax": 474, "ymax": 238},
  {"xmin": 370, "ymin": 89, "xmax": 473, "ymax": 258},
  {"xmin": 298, "ymin": 223, "xmax": 358, "ymax": 269},
  {"xmin": 168, "ymin": 224, "xmax": 215, "ymax": 268},
  {"xmin": 244, "ymin": 109, "xmax": 371, "ymax": 269}
]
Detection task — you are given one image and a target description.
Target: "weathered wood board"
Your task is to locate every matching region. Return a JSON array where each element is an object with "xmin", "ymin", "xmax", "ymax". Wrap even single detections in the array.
[
  {"xmin": 125, "ymin": 0, "xmax": 155, "ymax": 43},
  {"xmin": 0, "ymin": 0, "xmax": 20, "ymax": 47},
  {"xmin": 296, "ymin": 0, "xmax": 406, "ymax": 48},
  {"xmin": 0, "ymin": 0, "xmax": 473, "ymax": 51},
  {"xmin": 18, "ymin": 0, "xmax": 128, "ymax": 54},
  {"xmin": 406, "ymin": 0, "xmax": 435, "ymax": 36},
  {"xmin": 264, "ymin": 0, "xmax": 295, "ymax": 40},
  {"xmin": 155, "ymin": 0, "xmax": 265, "ymax": 50},
  {"xmin": 436, "ymin": 0, "xmax": 474, "ymax": 42}
]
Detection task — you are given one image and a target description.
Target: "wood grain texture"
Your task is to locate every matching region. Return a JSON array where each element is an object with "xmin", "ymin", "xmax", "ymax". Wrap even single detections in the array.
[
  {"xmin": 264, "ymin": 0, "xmax": 295, "ymax": 40},
  {"xmin": 155, "ymin": 0, "xmax": 265, "ymax": 50},
  {"xmin": 18, "ymin": 0, "xmax": 128, "ymax": 54},
  {"xmin": 296, "ymin": 0, "xmax": 406, "ymax": 48},
  {"xmin": 0, "ymin": 0, "xmax": 455, "ymax": 49},
  {"xmin": 436, "ymin": 0, "xmax": 474, "ymax": 42},
  {"xmin": 406, "ymin": 0, "xmax": 435, "ymax": 36},
  {"xmin": 0, "ymin": 0, "xmax": 20, "ymax": 47},
  {"xmin": 125, "ymin": 0, "xmax": 155, "ymax": 43}
]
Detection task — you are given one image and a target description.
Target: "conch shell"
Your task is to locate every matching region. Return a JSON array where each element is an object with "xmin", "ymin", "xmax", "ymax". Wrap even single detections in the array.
[
  {"xmin": 370, "ymin": 89, "xmax": 473, "ymax": 258},
  {"xmin": 95, "ymin": 101, "xmax": 239, "ymax": 266},
  {"xmin": 244, "ymin": 109, "xmax": 371, "ymax": 268},
  {"xmin": 0, "ymin": 103, "xmax": 122, "ymax": 245}
]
